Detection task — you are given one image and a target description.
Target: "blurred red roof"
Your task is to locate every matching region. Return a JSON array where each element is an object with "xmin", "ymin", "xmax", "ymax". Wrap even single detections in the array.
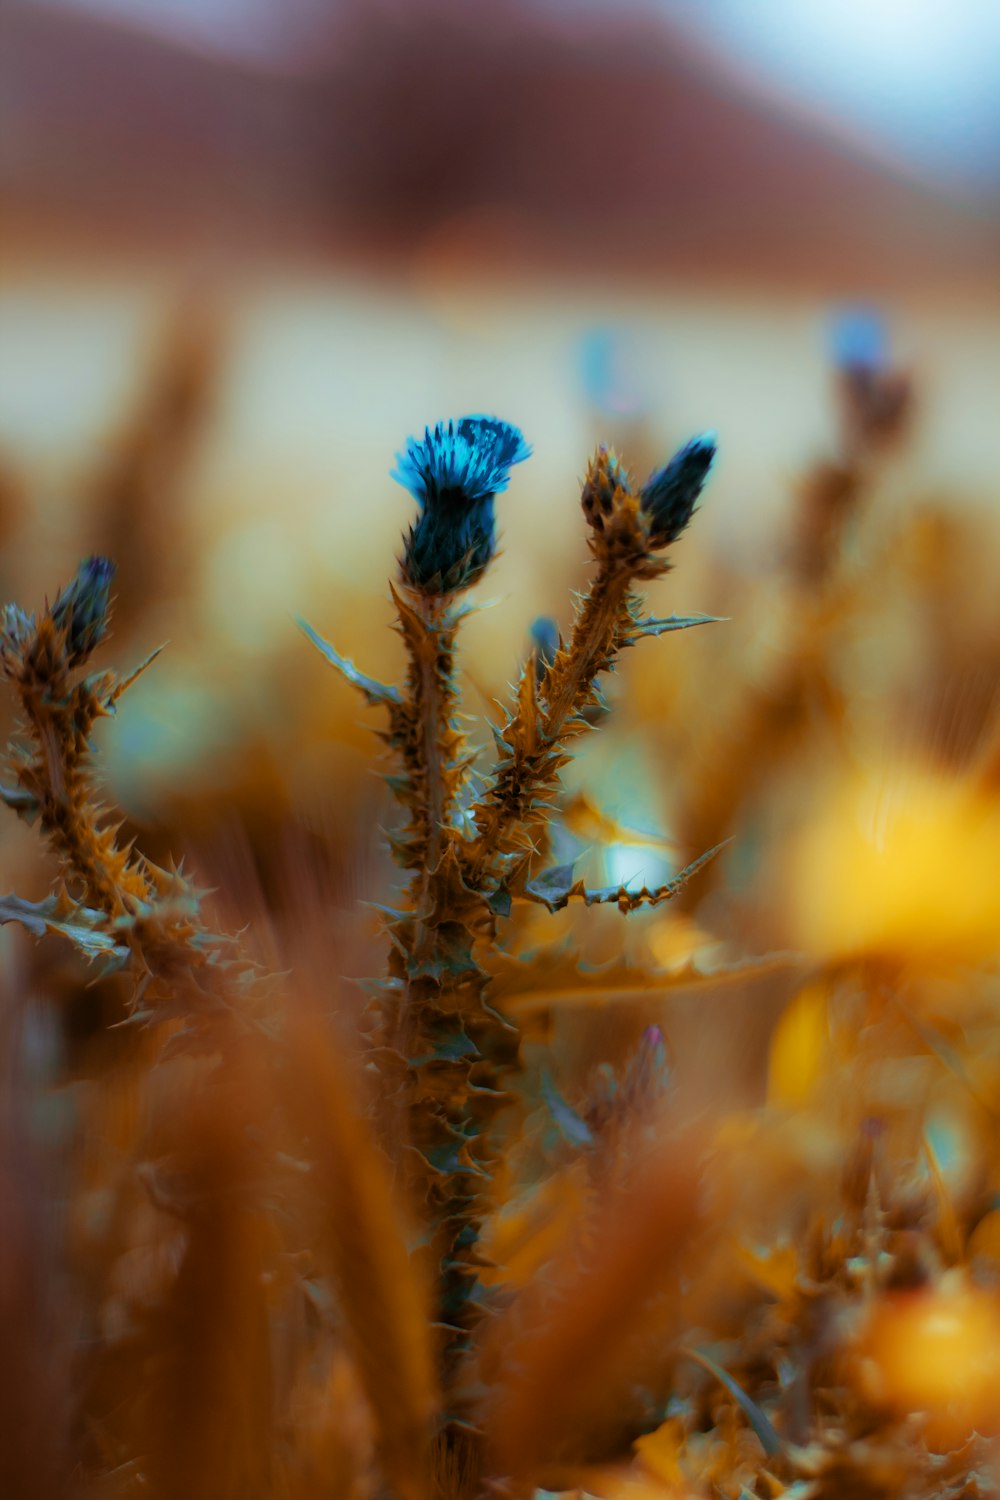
[{"xmin": 5, "ymin": 0, "xmax": 1000, "ymax": 291}]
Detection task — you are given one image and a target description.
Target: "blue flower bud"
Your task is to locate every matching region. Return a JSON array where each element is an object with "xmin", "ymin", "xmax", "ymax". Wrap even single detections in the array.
[
  {"xmin": 392, "ymin": 416, "xmax": 531, "ymax": 595},
  {"xmin": 530, "ymin": 615, "xmax": 560, "ymax": 683},
  {"xmin": 829, "ymin": 306, "xmax": 887, "ymax": 374},
  {"xmin": 51, "ymin": 556, "xmax": 116, "ymax": 664},
  {"xmin": 0, "ymin": 604, "xmax": 34, "ymax": 661},
  {"xmin": 640, "ymin": 434, "xmax": 716, "ymax": 548}
]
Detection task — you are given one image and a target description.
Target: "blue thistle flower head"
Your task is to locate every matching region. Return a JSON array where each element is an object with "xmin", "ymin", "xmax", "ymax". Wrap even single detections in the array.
[
  {"xmin": 829, "ymin": 306, "xmax": 887, "ymax": 374},
  {"xmin": 393, "ymin": 416, "xmax": 531, "ymax": 595},
  {"xmin": 51, "ymin": 555, "xmax": 116, "ymax": 664},
  {"xmin": 640, "ymin": 433, "xmax": 717, "ymax": 549}
]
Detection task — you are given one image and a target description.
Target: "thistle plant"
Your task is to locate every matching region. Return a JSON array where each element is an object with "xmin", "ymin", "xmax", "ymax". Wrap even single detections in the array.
[
  {"xmin": 301, "ymin": 414, "xmax": 720, "ymax": 1446},
  {"xmin": 0, "ymin": 556, "xmax": 257, "ymax": 1014}
]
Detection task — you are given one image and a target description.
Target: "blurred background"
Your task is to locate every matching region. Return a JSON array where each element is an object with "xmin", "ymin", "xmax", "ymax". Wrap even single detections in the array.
[{"xmin": 2, "ymin": 0, "xmax": 1000, "ymax": 906}]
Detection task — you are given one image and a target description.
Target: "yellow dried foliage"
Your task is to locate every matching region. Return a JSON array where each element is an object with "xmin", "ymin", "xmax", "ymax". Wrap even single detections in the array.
[
  {"xmin": 858, "ymin": 1282, "xmax": 1000, "ymax": 1444},
  {"xmin": 767, "ymin": 981, "xmax": 830, "ymax": 1108},
  {"xmin": 634, "ymin": 1417, "xmax": 688, "ymax": 1487},
  {"xmin": 478, "ymin": 1164, "xmax": 590, "ymax": 1288},
  {"xmin": 789, "ymin": 768, "xmax": 1000, "ymax": 964}
]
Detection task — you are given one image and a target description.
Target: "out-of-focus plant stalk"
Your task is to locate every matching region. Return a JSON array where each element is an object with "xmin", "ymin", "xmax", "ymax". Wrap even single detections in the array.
[{"xmin": 673, "ymin": 323, "xmax": 914, "ymax": 914}]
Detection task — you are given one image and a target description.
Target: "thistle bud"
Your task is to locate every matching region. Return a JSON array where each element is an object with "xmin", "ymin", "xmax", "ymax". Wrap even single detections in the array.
[
  {"xmin": 51, "ymin": 556, "xmax": 116, "ymax": 665},
  {"xmin": 392, "ymin": 415, "xmax": 530, "ymax": 595},
  {"xmin": 530, "ymin": 615, "xmax": 560, "ymax": 683},
  {"xmin": 831, "ymin": 310, "xmax": 912, "ymax": 449},
  {"xmin": 0, "ymin": 604, "xmax": 34, "ymax": 664},
  {"xmin": 640, "ymin": 434, "xmax": 716, "ymax": 548},
  {"xmin": 581, "ymin": 445, "xmax": 633, "ymax": 537}
]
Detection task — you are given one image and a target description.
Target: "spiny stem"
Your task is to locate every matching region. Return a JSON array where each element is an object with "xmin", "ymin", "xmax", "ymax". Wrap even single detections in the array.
[
  {"xmin": 390, "ymin": 591, "xmax": 464, "ymax": 1066},
  {"xmin": 1, "ymin": 584, "xmax": 251, "ymax": 1018},
  {"xmin": 411, "ymin": 594, "xmax": 456, "ymax": 954},
  {"xmin": 540, "ymin": 560, "xmax": 633, "ymax": 737},
  {"xmin": 466, "ymin": 560, "xmax": 635, "ymax": 879},
  {"xmin": 383, "ymin": 588, "xmax": 519, "ymax": 1417},
  {"xmin": 14, "ymin": 641, "xmax": 153, "ymax": 920}
]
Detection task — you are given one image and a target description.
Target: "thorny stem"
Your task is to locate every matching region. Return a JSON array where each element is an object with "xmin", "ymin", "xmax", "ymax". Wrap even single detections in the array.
[
  {"xmin": 382, "ymin": 590, "xmax": 519, "ymax": 1422},
  {"xmin": 466, "ymin": 559, "xmax": 635, "ymax": 881},
  {"xmin": 3, "ymin": 610, "xmax": 243, "ymax": 1019},
  {"xmin": 30, "ymin": 706, "xmax": 125, "ymax": 915},
  {"xmin": 412, "ymin": 594, "xmax": 455, "ymax": 956},
  {"xmin": 541, "ymin": 560, "xmax": 633, "ymax": 738},
  {"xmin": 390, "ymin": 591, "xmax": 463, "ymax": 1070},
  {"xmin": 14, "ymin": 648, "xmax": 152, "ymax": 921}
]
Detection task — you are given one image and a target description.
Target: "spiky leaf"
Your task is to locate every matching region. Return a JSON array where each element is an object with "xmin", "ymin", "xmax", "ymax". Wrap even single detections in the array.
[{"xmin": 297, "ymin": 618, "xmax": 402, "ymax": 707}]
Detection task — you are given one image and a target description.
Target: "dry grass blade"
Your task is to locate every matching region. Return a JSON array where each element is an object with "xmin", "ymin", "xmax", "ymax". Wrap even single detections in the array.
[
  {"xmin": 282, "ymin": 1004, "xmax": 438, "ymax": 1500},
  {"xmin": 0, "ymin": 996, "xmax": 72, "ymax": 1500},
  {"xmin": 95, "ymin": 1023, "xmax": 284, "ymax": 1500},
  {"xmin": 498, "ymin": 951, "xmax": 809, "ymax": 1015},
  {"xmin": 478, "ymin": 1116, "xmax": 705, "ymax": 1479},
  {"xmin": 679, "ymin": 1347, "xmax": 782, "ymax": 1457},
  {"xmin": 142, "ymin": 1183, "xmax": 277, "ymax": 1500}
]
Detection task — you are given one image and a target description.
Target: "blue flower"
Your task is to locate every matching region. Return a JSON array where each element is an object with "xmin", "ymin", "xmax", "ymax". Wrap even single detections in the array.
[
  {"xmin": 51, "ymin": 556, "xmax": 116, "ymax": 664},
  {"xmin": 640, "ymin": 434, "xmax": 716, "ymax": 548},
  {"xmin": 392, "ymin": 416, "xmax": 531, "ymax": 595},
  {"xmin": 829, "ymin": 306, "xmax": 887, "ymax": 373}
]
